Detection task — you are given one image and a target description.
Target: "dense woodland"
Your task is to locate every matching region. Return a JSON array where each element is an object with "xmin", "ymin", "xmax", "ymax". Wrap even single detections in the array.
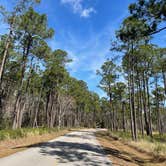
[
  {"xmin": 0, "ymin": 0, "xmax": 102, "ymax": 130},
  {"xmin": 97, "ymin": 0, "xmax": 166, "ymax": 140},
  {"xmin": 0, "ymin": 0, "xmax": 165, "ymax": 141}
]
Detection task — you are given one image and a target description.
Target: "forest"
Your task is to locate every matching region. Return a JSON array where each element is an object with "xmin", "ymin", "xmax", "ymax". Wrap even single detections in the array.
[
  {"xmin": 97, "ymin": 0, "xmax": 166, "ymax": 141},
  {"xmin": 0, "ymin": 0, "xmax": 165, "ymax": 143}
]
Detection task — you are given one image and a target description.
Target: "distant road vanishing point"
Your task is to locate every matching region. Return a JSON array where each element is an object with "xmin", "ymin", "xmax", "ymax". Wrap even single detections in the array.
[{"xmin": 0, "ymin": 129, "xmax": 112, "ymax": 166}]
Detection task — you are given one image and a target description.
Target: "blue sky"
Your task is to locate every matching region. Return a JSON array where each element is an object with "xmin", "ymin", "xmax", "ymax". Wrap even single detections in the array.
[{"xmin": 0, "ymin": 0, "xmax": 166, "ymax": 97}]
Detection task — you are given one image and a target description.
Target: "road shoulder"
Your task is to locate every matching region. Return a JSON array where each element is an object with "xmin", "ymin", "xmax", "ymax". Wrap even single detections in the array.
[
  {"xmin": 0, "ymin": 129, "xmax": 70, "ymax": 158},
  {"xmin": 95, "ymin": 130, "xmax": 166, "ymax": 166}
]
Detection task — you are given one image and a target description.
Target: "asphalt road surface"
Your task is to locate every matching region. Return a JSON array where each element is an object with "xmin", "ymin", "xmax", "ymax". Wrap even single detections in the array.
[{"xmin": 0, "ymin": 129, "xmax": 112, "ymax": 166}]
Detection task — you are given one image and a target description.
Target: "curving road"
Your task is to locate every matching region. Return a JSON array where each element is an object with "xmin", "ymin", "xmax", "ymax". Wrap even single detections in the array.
[{"xmin": 0, "ymin": 129, "xmax": 112, "ymax": 166}]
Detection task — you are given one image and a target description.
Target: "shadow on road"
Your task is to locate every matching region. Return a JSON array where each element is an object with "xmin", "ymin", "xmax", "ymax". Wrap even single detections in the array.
[
  {"xmin": 63, "ymin": 132, "xmax": 94, "ymax": 140},
  {"xmin": 39, "ymin": 140, "xmax": 111, "ymax": 165},
  {"xmin": 12, "ymin": 131, "xmax": 112, "ymax": 165}
]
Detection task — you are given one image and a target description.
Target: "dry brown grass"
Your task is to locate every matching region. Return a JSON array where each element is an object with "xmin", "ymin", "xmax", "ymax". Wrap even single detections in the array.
[
  {"xmin": 96, "ymin": 131, "xmax": 166, "ymax": 166},
  {"xmin": 0, "ymin": 129, "xmax": 70, "ymax": 158},
  {"xmin": 110, "ymin": 131, "xmax": 166, "ymax": 157},
  {"xmin": 130, "ymin": 140, "xmax": 166, "ymax": 156}
]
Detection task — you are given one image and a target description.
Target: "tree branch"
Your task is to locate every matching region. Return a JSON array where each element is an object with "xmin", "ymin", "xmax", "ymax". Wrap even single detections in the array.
[{"xmin": 149, "ymin": 26, "xmax": 166, "ymax": 35}]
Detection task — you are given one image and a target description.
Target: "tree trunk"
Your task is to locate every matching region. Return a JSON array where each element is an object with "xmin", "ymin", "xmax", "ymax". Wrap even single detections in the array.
[
  {"xmin": 139, "ymin": 80, "xmax": 144, "ymax": 136},
  {"xmin": 155, "ymin": 75, "xmax": 163, "ymax": 135},
  {"xmin": 128, "ymin": 73, "xmax": 135, "ymax": 140},
  {"xmin": 122, "ymin": 102, "xmax": 126, "ymax": 132},
  {"xmin": 33, "ymin": 87, "xmax": 43, "ymax": 128},
  {"xmin": 142, "ymin": 72, "xmax": 150, "ymax": 136},
  {"xmin": 162, "ymin": 70, "xmax": 166, "ymax": 95},
  {"xmin": 129, "ymin": 43, "xmax": 137, "ymax": 141},
  {"xmin": 0, "ymin": 20, "xmax": 14, "ymax": 86},
  {"xmin": 146, "ymin": 76, "xmax": 152, "ymax": 137},
  {"xmin": 12, "ymin": 37, "xmax": 32, "ymax": 129}
]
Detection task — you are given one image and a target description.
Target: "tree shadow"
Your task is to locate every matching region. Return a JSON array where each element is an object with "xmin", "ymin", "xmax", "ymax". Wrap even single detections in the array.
[
  {"xmin": 63, "ymin": 132, "xmax": 94, "ymax": 140},
  {"xmin": 38, "ymin": 141, "xmax": 112, "ymax": 165},
  {"xmin": 104, "ymin": 146, "xmax": 166, "ymax": 165},
  {"xmin": 12, "ymin": 131, "xmax": 112, "ymax": 165},
  {"xmin": 96, "ymin": 132, "xmax": 166, "ymax": 166}
]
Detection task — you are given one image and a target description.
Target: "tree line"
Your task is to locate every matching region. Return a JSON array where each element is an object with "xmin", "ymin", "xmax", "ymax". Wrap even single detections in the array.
[
  {"xmin": 97, "ymin": 0, "xmax": 166, "ymax": 140},
  {"xmin": 0, "ymin": 0, "xmax": 165, "ymax": 141},
  {"xmin": 0, "ymin": 0, "xmax": 103, "ymax": 130}
]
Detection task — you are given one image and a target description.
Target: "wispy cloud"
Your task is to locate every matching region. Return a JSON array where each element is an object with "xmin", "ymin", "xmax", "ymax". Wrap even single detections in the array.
[
  {"xmin": 48, "ymin": 9, "xmax": 130, "ymax": 97},
  {"xmin": 61, "ymin": 0, "xmax": 96, "ymax": 18},
  {"xmin": 80, "ymin": 7, "xmax": 95, "ymax": 17}
]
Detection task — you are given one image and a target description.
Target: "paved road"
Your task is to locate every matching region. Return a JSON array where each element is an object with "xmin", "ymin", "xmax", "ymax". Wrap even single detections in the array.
[{"xmin": 0, "ymin": 129, "xmax": 112, "ymax": 166}]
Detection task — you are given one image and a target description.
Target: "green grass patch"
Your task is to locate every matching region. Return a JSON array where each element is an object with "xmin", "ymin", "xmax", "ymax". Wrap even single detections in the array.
[{"xmin": 0, "ymin": 127, "xmax": 60, "ymax": 141}]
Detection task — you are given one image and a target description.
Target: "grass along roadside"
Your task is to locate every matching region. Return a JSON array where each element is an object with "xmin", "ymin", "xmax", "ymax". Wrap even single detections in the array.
[
  {"xmin": 96, "ymin": 130, "xmax": 166, "ymax": 166},
  {"xmin": 0, "ymin": 128, "xmax": 62, "ymax": 141},
  {"xmin": 0, "ymin": 127, "xmax": 71, "ymax": 158},
  {"xmin": 110, "ymin": 131, "xmax": 166, "ymax": 156}
]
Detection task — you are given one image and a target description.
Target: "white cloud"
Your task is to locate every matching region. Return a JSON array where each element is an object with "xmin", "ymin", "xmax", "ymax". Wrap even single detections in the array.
[
  {"xmin": 61, "ymin": 0, "xmax": 95, "ymax": 18},
  {"xmin": 81, "ymin": 7, "xmax": 95, "ymax": 18},
  {"xmin": 47, "ymin": 10, "xmax": 129, "ymax": 97}
]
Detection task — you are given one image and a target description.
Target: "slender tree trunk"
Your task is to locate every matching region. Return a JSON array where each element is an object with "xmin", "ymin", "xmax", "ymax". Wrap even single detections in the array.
[
  {"xmin": 122, "ymin": 102, "xmax": 126, "ymax": 132},
  {"xmin": 0, "ymin": 20, "xmax": 14, "ymax": 86},
  {"xmin": 93, "ymin": 109, "xmax": 96, "ymax": 128},
  {"xmin": 139, "ymin": 80, "xmax": 144, "ymax": 136},
  {"xmin": 155, "ymin": 75, "xmax": 163, "ymax": 135},
  {"xmin": 109, "ymin": 92, "xmax": 114, "ymax": 130},
  {"xmin": 162, "ymin": 70, "xmax": 166, "ymax": 95},
  {"xmin": 49, "ymin": 94, "xmax": 54, "ymax": 128},
  {"xmin": 46, "ymin": 91, "xmax": 52, "ymax": 127},
  {"xmin": 128, "ymin": 73, "xmax": 135, "ymax": 140},
  {"xmin": 131, "ymin": 66, "xmax": 137, "ymax": 140},
  {"xmin": 0, "ymin": 24, "xmax": 14, "ymax": 116},
  {"xmin": 136, "ymin": 83, "xmax": 141, "ymax": 133},
  {"xmin": 142, "ymin": 72, "xmax": 150, "ymax": 136},
  {"xmin": 18, "ymin": 102, "xmax": 25, "ymax": 128},
  {"xmin": 25, "ymin": 56, "xmax": 34, "ymax": 93},
  {"xmin": 33, "ymin": 87, "xmax": 43, "ymax": 128},
  {"xmin": 146, "ymin": 76, "xmax": 153, "ymax": 137},
  {"xmin": 12, "ymin": 94, "xmax": 22, "ymax": 129},
  {"xmin": 130, "ymin": 43, "xmax": 137, "ymax": 140},
  {"xmin": 58, "ymin": 94, "xmax": 62, "ymax": 129},
  {"xmin": 12, "ymin": 37, "xmax": 32, "ymax": 129},
  {"xmin": 58, "ymin": 107, "xmax": 62, "ymax": 129},
  {"xmin": 112, "ymin": 105, "xmax": 115, "ymax": 130}
]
